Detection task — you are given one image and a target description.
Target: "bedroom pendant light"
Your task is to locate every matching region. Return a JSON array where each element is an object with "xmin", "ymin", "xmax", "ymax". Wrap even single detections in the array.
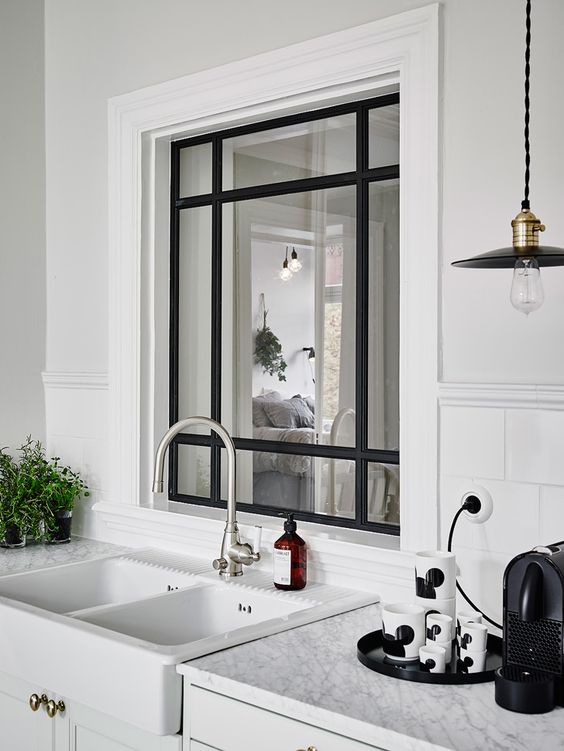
[
  {"xmin": 288, "ymin": 246, "xmax": 302, "ymax": 273},
  {"xmin": 279, "ymin": 246, "xmax": 293, "ymax": 281},
  {"xmin": 452, "ymin": 0, "xmax": 564, "ymax": 314}
]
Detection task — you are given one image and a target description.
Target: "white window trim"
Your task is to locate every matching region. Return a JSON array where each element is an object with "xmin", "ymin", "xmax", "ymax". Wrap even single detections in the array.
[{"xmin": 101, "ymin": 5, "xmax": 439, "ymax": 588}]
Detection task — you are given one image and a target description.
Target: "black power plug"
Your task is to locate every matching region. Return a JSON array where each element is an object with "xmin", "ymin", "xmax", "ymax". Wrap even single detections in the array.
[{"xmin": 462, "ymin": 494, "xmax": 482, "ymax": 515}]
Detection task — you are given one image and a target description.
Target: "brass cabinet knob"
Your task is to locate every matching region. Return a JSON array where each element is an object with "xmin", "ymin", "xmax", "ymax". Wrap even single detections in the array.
[
  {"xmin": 46, "ymin": 699, "xmax": 65, "ymax": 718},
  {"xmin": 29, "ymin": 694, "xmax": 41, "ymax": 712},
  {"xmin": 297, "ymin": 747, "xmax": 318, "ymax": 751},
  {"xmin": 29, "ymin": 693, "xmax": 48, "ymax": 712}
]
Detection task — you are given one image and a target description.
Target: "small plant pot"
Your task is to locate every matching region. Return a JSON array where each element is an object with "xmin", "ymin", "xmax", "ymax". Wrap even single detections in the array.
[
  {"xmin": 46, "ymin": 510, "xmax": 72, "ymax": 544},
  {"xmin": 0, "ymin": 524, "xmax": 27, "ymax": 548}
]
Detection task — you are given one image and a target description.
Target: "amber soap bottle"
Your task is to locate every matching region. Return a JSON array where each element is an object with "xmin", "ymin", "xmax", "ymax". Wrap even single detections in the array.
[{"xmin": 273, "ymin": 513, "xmax": 307, "ymax": 590}]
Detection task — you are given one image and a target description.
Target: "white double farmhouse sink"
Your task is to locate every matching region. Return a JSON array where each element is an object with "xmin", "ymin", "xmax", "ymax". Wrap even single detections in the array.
[{"xmin": 0, "ymin": 549, "xmax": 377, "ymax": 735}]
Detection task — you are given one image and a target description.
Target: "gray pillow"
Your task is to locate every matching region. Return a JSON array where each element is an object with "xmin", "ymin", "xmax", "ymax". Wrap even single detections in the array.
[
  {"xmin": 252, "ymin": 391, "xmax": 283, "ymax": 427},
  {"xmin": 293, "ymin": 393, "xmax": 315, "ymax": 414},
  {"xmin": 263, "ymin": 396, "xmax": 315, "ymax": 429}
]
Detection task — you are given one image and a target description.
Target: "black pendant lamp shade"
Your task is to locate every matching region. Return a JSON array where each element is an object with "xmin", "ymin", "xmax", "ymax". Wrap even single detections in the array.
[
  {"xmin": 452, "ymin": 245, "xmax": 564, "ymax": 269},
  {"xmin": 452, "ymin": 0, "xmax": 564, "ymax": 302}
]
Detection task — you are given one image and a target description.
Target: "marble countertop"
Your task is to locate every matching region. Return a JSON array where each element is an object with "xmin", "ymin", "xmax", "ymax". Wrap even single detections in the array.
[
  {"xmin": 0, "ymin": 537, "xmax": 130, "ymax": 576},
  {"xmin": 181, "ymin": 603, "xmax": 564, "ymax": 751},
  {"xmin": 3, "ymin": 539, "xmax": 562, "ymax": 750}
]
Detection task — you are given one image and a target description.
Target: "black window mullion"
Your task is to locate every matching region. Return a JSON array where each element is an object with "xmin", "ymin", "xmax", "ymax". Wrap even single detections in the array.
[
  {"xmin": 355, "ymin": 106, "xmax": 370, "ymax": 527},
  {"xmin": 167, "ymin": 490, "xmax": 399, "ymax": 537},
  {"xmin": 174, "ymin": 166, "xmax": 398, "ymax": 211},
  {"xmin": 173, "ymin": 92, "xmax": 399, "ymax": 149}
]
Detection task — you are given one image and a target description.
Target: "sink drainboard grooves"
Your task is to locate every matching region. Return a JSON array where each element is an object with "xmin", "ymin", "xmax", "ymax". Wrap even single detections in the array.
[{"xmin": 119, "ymin": 550, "xmax": 212, "ymax": 576}]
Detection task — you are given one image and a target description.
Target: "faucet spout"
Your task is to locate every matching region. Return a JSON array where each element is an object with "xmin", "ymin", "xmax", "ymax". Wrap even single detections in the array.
[{"xmin": 152, "ymin": 416, "xmax": 259, "ymax": 577}]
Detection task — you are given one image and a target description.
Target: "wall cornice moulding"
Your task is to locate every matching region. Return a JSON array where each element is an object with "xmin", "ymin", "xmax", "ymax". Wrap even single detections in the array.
[
  {"xmin": 42, "ymin": 371, "xmax": 109, "ymax": 390},
  {"xmin": 439, "ymin": 382, "xmax": 564, "ymax": 410}
]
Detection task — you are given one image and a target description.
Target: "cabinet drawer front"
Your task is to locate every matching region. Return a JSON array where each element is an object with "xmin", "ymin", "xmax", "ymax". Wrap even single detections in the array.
[{"xmin": 189, "ymin": 686, "xmax": 382, "ymax": 751}]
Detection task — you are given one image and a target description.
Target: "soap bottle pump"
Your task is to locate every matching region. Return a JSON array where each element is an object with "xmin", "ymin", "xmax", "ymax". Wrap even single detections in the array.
[{"xmin": 273, "ymin": 513, "xmax": 307, "ymax": 590}]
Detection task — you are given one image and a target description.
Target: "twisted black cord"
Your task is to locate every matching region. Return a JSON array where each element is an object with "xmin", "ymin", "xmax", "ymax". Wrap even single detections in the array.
[
  {"xmin": 447, "ymin": 506, "xmax": 503, "ymax": 631},
  {"xmin": 522, "ymin": 0, "xmax": 531, "ymax": 210}
]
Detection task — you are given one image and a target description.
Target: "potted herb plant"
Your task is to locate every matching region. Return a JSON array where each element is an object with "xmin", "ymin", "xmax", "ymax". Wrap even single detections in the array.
[
  {"xmin": 41, "ymin": 455, "xmax": 88, "ymax": 544},
  {"xmin": 0, "ymin": 448, "xmax": 25, "ymax": 547},
  {"xmin": 0, "ymin": 441, "xmax": 45, "ymax": 548}
]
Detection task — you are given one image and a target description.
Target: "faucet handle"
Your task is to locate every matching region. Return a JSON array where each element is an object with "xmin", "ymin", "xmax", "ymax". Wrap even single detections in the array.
[
  {"xmin": 253, "ymin": 525, "xmax": 262, "ymax": 554},
  {"xmin": 212, "ymin": 557, "xmax": 228, "ymax": 572}
]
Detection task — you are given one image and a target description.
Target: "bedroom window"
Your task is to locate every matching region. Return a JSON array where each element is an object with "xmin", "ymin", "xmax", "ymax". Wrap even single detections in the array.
[{"xmin": 169, "ymin": 94, "xmax": 400, "ymax": 534}]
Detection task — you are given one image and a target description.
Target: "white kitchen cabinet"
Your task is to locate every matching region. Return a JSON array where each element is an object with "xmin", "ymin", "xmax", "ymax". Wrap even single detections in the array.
[
  {"xmin": 65, "ymin": 700, "xmax": 181, "ymax": 751},
  {"xmin": 184, "ymin": 683, "xmax": 386, "ymax": 751},
  {"xmin": 0, "ymin": 671, "xmax": 59, "ymax": 751},
  {"xmin": 0, "ymin": 668, "xmax": 181, "ymax": 751}
]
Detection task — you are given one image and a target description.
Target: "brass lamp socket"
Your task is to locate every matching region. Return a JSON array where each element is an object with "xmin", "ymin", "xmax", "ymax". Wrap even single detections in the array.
[{"xmin": 511, "ymin": 207, "xmax": 545, "ymax": 248}]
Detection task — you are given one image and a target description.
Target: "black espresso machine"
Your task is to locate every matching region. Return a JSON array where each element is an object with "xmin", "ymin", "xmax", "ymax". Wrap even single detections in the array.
[{"xmin": 495, "ymin": 541, "xmax": 564, "ymax": 713}]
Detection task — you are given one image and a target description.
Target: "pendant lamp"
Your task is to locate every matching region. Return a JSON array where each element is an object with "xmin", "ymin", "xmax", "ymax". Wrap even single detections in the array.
[
  {"xmin": 288, "ymin": 246, "xmax": 302, "ymax": 273},
  {"xmin": 451, "ymin": 0, "xmax": 564, "ymax": 314},
  {"xmin": 279, "ymin": 246, "xmax": 293, "ymax": 281}
]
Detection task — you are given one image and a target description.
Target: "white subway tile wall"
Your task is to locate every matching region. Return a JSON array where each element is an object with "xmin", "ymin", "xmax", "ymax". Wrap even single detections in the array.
[
  {"xmin": 539, "ymin": 486, "xmax": 564, "ymax": 543},
  {"xmin": 441, "ymin": 407, "xmax": 505, "ymax": 479},
  {"xmin": 44, "ymin": 380, "xmax": 109, "ymax": 536},
  {"xmin": 506, "ymin": 409, "xmax": 564, "ymax": 485},
  {"xmin": 45, "ymin": 387, "xmax": 108, "ymax": 440},
  {"xmin": 453, "ymin": 548, "xmax": 509, "ymax": 629},
  {"xmin": 471, "ymin": 479, "xmax": 540, "ymax": 556},
  {"xmin": 441, "ymin": 400, "xmax": 564, "ymax": 629}
]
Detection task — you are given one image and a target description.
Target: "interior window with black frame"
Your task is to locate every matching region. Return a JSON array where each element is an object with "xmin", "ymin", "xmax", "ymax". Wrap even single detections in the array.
[{"xmin": 169, "ymin": 94, "xmax": 400, "ymax": 534}]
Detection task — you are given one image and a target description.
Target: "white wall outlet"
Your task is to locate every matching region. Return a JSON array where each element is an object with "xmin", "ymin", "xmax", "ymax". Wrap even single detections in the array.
[{"xmin": 461, "ymin": 485, "xmax": 493, "ymax": 524}]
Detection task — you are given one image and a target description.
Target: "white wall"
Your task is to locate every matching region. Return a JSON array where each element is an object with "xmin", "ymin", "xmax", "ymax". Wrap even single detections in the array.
[
  {"xmin": 43, "ymin": 0, "xmax": 564, "ymax": 617},
  {"xmin": 0, "ymin": 0, "xmax": 45, "ymax": 450}
]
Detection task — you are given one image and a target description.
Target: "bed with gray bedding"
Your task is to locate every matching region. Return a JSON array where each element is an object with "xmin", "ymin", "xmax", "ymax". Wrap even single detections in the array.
[{"xmin": 252, "ymin": 392, "xmax": 315, "ymax": 511}]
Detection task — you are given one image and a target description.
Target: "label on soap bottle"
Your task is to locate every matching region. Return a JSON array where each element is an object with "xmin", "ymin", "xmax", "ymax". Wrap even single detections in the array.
[{"xmin": 273, "ymin": 548, "xmax": 291, "ymax": 585}]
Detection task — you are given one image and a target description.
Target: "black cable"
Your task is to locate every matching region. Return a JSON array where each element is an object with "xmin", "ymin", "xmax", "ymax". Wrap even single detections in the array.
[
  {"xmin": 447, "ymin": 505, "xmax": 503, "ymax": 631},
  {"xmin": 522, "ymin": 0, "xmax": 532, "ymax": 210}
]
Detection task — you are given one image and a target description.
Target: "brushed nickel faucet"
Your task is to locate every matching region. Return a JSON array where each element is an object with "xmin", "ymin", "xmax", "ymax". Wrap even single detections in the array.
[{"xmin": 152, "ymin": 416, "xmax": 261, "ymax": 577}]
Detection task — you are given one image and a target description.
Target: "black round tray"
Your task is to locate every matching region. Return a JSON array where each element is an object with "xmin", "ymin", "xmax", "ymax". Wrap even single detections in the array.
[{"xmin": 357, "ymin": 630, "xmax": 503, "ymax": 685}]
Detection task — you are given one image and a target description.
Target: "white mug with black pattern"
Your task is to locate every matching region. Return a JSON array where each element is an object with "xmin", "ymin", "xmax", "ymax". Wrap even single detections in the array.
[
  {"xmin": 458, "ymin": 621, "xmax": 488, "ymax": 652},
  {"xmin": 381, "ymin": 603, "xmax": 425, "ymax": 662},
  {"xmin": 426, "ymin": 613, "xmax": 453, "ymax": 663},
  {"xmin": 426, "ymin": 613, "xmax": 452, "ymax": 644},
  {"xmin": 456, "ymin": 610, "xmax": 482, "ymax": 638},
  {"xmin": 457, "ymin": 647, "xmax": 487, "ymax": 674},
  {"xmin": 415, "ymin": 595, "xmax": 456, "ymax": 639},
  {"xmin": 415, "ymin": 550, "xmax": 456, "ymax": 600},
  {"xmin": 419, "ymin": 644, "xmax": 446, "ymax": 674}
]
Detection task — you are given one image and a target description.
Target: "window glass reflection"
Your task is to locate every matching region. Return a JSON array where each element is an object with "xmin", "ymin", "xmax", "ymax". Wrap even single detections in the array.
[
  {"xmin": 220, "ymin": 448, "xmax": 355, "ymax": 519},
  {"xmin": 222, "ymin": 115, "xmax": 356, "ymax": 190},
  {"xmin": 221, "ymin": 186, "xmax": 356, "ymax": 448},
  {"xmin": 368, "ymin": 104, "xmax": 399, "ymax": 169}
]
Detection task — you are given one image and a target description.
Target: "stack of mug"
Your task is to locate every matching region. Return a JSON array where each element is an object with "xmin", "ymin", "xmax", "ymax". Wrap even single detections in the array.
[
  {"xmin": 380, "ymin": 549, "xmax": 488, "ymax": 675},
  {"xmin": 414, "ymin": 550, "xmax": 456, "ymax": 671},
  {"xmin": 414, "ymin": 550, "xmax": 456, "ymax": 636},
  {"xmin": 456, "ymin": 611, "xmax": 488, "ymax": 674}
]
